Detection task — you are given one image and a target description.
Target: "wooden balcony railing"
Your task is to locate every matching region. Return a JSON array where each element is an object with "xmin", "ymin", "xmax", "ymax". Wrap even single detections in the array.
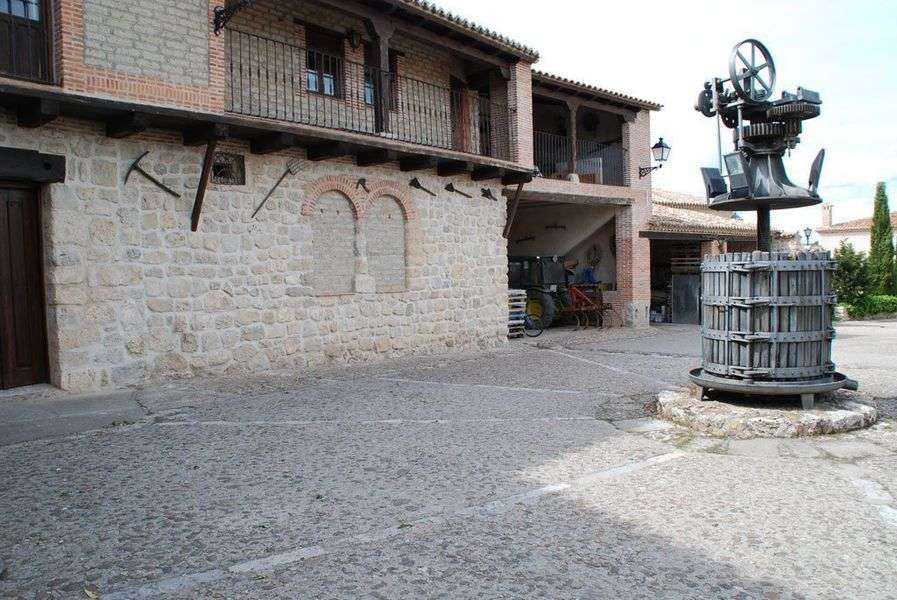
[
  {"xmin": 225, "ymin": 29, "xmax": 511, "ymax": 160},
  {"xmin": 0, "ymin": 0, "xmax": 52, "ymax": 83},
  {"xmin": 534, "ymin": 131, "xmax": 628, "ymax": 186}
]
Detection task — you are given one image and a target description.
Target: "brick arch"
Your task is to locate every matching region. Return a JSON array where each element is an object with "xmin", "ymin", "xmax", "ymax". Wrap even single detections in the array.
[
  {"xmin": 301, "ymin": 176, "xmax": 366, "ymax": 219},
  {"xmin": 363, "ymin": 181, "xmax": 417, "ymax": 222}
]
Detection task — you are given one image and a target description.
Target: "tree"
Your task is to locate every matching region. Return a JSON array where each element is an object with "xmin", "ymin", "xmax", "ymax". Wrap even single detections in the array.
[
  {"xmin": 833, "ymin": 241, "xmax": 870, "ymax": 305},
  {"xmin": 868, "ymin": 182, "xmax": 896, "ymax": 295}
]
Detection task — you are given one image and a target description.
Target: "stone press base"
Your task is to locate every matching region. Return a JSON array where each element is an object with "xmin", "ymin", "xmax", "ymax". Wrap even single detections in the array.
[{"xmin": 654, "ymin": 388, "xmax": 878, "ymax": 439}]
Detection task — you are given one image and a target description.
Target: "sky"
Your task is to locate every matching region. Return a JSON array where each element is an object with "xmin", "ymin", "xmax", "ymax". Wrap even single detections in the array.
[{"xmin": 435, "ymin": 0, "xmax": 897, "ymax": 237}]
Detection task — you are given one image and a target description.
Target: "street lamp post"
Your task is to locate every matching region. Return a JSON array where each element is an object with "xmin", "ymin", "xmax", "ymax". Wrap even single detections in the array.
[{"xmin": 803, "ymin": 227, "xmax": 813, "ymax": 246}]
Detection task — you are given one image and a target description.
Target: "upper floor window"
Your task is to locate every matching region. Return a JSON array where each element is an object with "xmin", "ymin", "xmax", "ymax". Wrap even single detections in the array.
[
  {"xmin": 306, "ymin": 27, "xmax": 343, "ymax": 98},
  {"xmin": 1, "ymin": 0, "xmax": 41, "ymax": 20},
  {"xmin": 0, "ymin": 0, "xmax": 51, "ymax": 83}
]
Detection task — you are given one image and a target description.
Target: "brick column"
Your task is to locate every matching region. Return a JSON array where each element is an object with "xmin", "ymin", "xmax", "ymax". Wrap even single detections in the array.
[
  {"xmin": 618, "ymin": 109, "xmax": 652, "ymax": 327},
  {"xmin": 507, "ymin": 61, "xmax": 534, "ymax": 169}
]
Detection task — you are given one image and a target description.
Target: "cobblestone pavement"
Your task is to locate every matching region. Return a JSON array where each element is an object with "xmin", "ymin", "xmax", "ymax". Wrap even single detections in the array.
[{"xmin": 2, "ymin": 323, "xmax": 897, "ymax": 599}]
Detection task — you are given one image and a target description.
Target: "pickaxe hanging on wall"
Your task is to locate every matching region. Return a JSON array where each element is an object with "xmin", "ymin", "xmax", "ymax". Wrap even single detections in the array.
[{"xmin": 125, "ymin": 151, "xmax": 181, "ymax": 198}]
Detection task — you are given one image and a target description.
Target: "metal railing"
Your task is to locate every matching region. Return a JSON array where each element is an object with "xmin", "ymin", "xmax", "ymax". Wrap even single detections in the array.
[
  {"xmin": 534, "ymin": 131, "xmax": 628, "ymax": 186},
  {"xmin": 0, "ymin": 0, "xmax": 51, "ymax": 83},
  {"xmin": 225, "ymin": 29, "xmax": 510, "ymax": 160}
]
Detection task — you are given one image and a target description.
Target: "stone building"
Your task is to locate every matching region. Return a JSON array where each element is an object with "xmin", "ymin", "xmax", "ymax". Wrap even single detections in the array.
[{"xmin": 0, "ymin": 0, "xmax": 657, "ymax": 392}]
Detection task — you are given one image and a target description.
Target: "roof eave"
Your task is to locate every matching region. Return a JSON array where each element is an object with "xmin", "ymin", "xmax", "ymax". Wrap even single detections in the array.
[
  {"xmin": 532, "ymin": 70, "xmax": 663, "ymax": 112},
  {"xmin": 388, "ymin": 0, "xmax": 540, "ymax": 62}
]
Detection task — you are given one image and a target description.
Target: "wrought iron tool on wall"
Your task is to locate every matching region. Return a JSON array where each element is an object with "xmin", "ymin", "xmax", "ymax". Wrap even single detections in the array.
[
  {"xmin": 445, "ymin": 182, "xmax": 471, "ymax": 198},
  {"xmin": 252, "ymin": 158, "xmax": 302, "ymax": 219},
  {"xmin": 125, "ymin": 151, "xmax": 181, "ymax": 198},
  {"xmin": 409, "ymin": 177, "xmax": 436, "ymax": 197}
]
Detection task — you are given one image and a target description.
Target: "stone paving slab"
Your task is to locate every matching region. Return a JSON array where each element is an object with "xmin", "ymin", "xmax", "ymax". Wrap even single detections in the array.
[{"xmin": 0, "ymin": 323, "xmax": 895, "ymax": 599}]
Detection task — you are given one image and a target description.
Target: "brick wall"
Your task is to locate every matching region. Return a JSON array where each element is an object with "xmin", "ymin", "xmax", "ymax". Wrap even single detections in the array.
[
  {"xmin": 82, "ymin": 0, "xmax": 209, "ymax": 86},
  {"xmin": 54, "ymin": 0, "xmax": 225, "ymax": 111},
  {"xmin": 617, "ymin": 109, "xmax": 652, "ymax": 327},
  {"xmin": 508, "ymin": 61, "xmax": 533, "ymax": 168}
]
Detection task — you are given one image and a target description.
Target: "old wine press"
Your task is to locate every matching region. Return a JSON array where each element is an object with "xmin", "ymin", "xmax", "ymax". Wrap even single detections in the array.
[{"xmin": 689, "ymin": 39, "xmax": 856, "ymax": 408}]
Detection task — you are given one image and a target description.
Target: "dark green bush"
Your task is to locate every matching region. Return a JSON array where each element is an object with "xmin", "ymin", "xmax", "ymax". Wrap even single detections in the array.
[
  {"xmin": 833, "ymin": 241, "xmax": 871, "ymax": 305},
  {"xmin": 845, "ymin": 295, "xmax": 897, "ymax": 319}
]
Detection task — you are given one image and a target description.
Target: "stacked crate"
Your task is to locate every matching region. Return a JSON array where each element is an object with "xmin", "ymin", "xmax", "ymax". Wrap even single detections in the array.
[{"xmin": 508, "ymin": 289, "xmax": 527, "ymax": 338}]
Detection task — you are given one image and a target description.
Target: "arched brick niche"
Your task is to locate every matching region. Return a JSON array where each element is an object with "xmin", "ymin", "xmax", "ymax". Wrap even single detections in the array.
[
  {"xmin": 363, "ymin": 182, "xmax": 417, "ymax": 222},
  {"xmin": 301, "ymin": 176, "xmax": 366, "ymax": 219},
  {"xmin": 310, "ymin": 190, "xmax": 358, "ymax": 295},
  {"xmin": 366, "ymin": 196, "xmax": 408, "ymax": 292}
]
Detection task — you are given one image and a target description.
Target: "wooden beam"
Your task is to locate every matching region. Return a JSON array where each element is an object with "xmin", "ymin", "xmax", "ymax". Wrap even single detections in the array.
[
  {"xmin": 250, "ymin": 132, "xmax": 298, "ymax": 155},
  {"xmin": 303, "ymin": 0, "xmax": 514, "ymax": 66},
  {"xmin": 531, "ymin": 88, "xmax": 638, "ymax": 120},
  {"xmin": 305, "ymin": 141, "xmax": 351, "ymax": 161},
  {"xmin": 399, "ymin": 154, "xmax": 435, "ymax": 172},
  {"xmin": 471, "ymin": 166, "xmax": 504, "ymax": 181},
  {"xmin": 17, "ymin": 99, "xmax": 59, "ymax": 128},
  {"xmin": 105, "ymin": 112, "xmax": 147, "ymax": 139},
  {"xmin": 191, "ymin": 139, "xmax": 218, "ymax": 232},
  {"xmin": 503, "ymin": 182, "xmax": 525, "ymax": 239},
  {"xmin": 0, "ymin": 147, "xmax": 65, "ymax": 183},
  {"xmin": 183, "ymin": 123, "xmax": 229, "ymax": 146},
  {"xmin": 436, "ymin": 160, "xmax": 472, "ymax": 177},
  {"xmin": 501, "ymin": 170, "xmax": 533, "ymax": 186},
  {"xmin": 356, "ymin": 148, "xmax": 398, "ymax": 167}
]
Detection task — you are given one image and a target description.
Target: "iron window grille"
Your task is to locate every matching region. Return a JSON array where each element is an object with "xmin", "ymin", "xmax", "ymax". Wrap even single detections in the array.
[{"xmin": 211, "ymin": 152, "xmax": 246, "ymax": 185}]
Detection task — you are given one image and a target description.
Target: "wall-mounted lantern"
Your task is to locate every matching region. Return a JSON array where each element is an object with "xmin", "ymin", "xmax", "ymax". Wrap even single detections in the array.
[{"xmin": 639, "ymin": 137, "xmax": 671, "ymax": 178}]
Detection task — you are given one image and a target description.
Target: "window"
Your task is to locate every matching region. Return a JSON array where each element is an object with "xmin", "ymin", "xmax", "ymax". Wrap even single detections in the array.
[
  {"xmin": 305, "ymin": 27, "xmax": 343, "ymax": 98},
  {"xmin": 0, "ymin": 0, "xmax": 41, "ymax": 20},
  {"xmin": 363, "ymin": 45, "xmax": 398, "ymax": 109},
  {"xmin": 0, "ymin": 0, "xmax": 50, "ymax": 83},
  {"xmin": 210, "ymin": 153, "xmax": 245, "ymax": 186}
]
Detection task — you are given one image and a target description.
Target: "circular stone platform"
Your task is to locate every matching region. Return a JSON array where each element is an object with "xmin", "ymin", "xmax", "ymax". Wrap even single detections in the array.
[{"xmin": 654, "ymin": 387, "xmax": 878, "ymax": 439}]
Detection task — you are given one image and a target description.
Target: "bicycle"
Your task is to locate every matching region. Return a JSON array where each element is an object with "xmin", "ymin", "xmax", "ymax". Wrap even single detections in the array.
[{"xmin": 523, "ymin": 313, "xmax": 544, "ymax": 337}]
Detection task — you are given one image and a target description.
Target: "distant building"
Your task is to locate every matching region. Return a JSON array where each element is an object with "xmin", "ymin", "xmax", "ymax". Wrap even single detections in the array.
[{"xmin": 817, "ymin": 203, "xmax": 897, "ymax": 253}]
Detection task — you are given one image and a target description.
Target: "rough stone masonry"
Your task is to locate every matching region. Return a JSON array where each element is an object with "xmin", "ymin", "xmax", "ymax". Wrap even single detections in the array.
[{"xmin": 0, "ymin": 110, "xmax": 509, "ymax": 392}]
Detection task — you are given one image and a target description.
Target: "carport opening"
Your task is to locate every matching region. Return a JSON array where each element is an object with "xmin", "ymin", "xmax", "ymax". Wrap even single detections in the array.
[
  {"xmin": 507, "ymin": 201, "xmax": 617, "ymax": 327},
  {"xmin": 649, "ymin": 239, "xmax": 701, "ymax": 325}
]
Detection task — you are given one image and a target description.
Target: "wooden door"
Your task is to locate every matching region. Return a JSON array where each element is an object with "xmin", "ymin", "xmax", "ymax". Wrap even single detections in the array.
[{"xmin": 0, "ymin": 183, "xmax": 48, "ymax": 389}]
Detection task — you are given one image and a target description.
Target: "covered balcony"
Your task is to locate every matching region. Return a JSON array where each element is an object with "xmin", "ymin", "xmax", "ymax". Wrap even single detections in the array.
[
  {"xmin": 532, "ymin": 97, "xmax": 628, "ymax": 187},
  {"xmin": 220, "ymin": 0, "xmax": 527, "ymax": 167}
]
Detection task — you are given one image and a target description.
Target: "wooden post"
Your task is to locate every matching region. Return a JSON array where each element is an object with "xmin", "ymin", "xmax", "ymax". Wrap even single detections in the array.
[
  {"xmin": 191, "ymin": 140, "xmax": 218, "ymax": 232},
  {"xmin": 566, "ymin": 100, "xmax": 579, "ymax": 178},
  {"xmin": 364, "ymin": 17, "xmax": 394, "ymax": 134},
  {"xmin": 757, "ymin": 206, "xmax": 771, "ymax": 252}
]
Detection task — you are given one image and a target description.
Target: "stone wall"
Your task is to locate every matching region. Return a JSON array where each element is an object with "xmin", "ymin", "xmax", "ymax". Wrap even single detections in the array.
[
  {"xmin": 0, "ymin": 111, "xmax": 509, "ymax": 392},
  {"xmin": 82, "ymin": 0, "xmax": 210, "ymax": 85}
]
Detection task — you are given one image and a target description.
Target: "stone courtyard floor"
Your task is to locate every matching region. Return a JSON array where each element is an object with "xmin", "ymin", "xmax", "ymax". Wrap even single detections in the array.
[{"xmin": 2, "ymin": 322, "xmax": 897, "ymax": 599}]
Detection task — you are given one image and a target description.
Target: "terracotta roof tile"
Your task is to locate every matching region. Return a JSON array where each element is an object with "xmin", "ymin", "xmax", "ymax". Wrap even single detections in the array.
[
  {"xmin": 818, "ymin": 211, "xmax": 897, "ymax": 233},
  {"xmin": 532, "ymin": 70, "xmax": 662, "ymax": 111},
  {"xmin": 646, "ymin": 189, "xmax": 757, "ymax": 238},
  {"xmin": 395, "ymin": 1, "xmax": 539, "ymax": 60}
]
